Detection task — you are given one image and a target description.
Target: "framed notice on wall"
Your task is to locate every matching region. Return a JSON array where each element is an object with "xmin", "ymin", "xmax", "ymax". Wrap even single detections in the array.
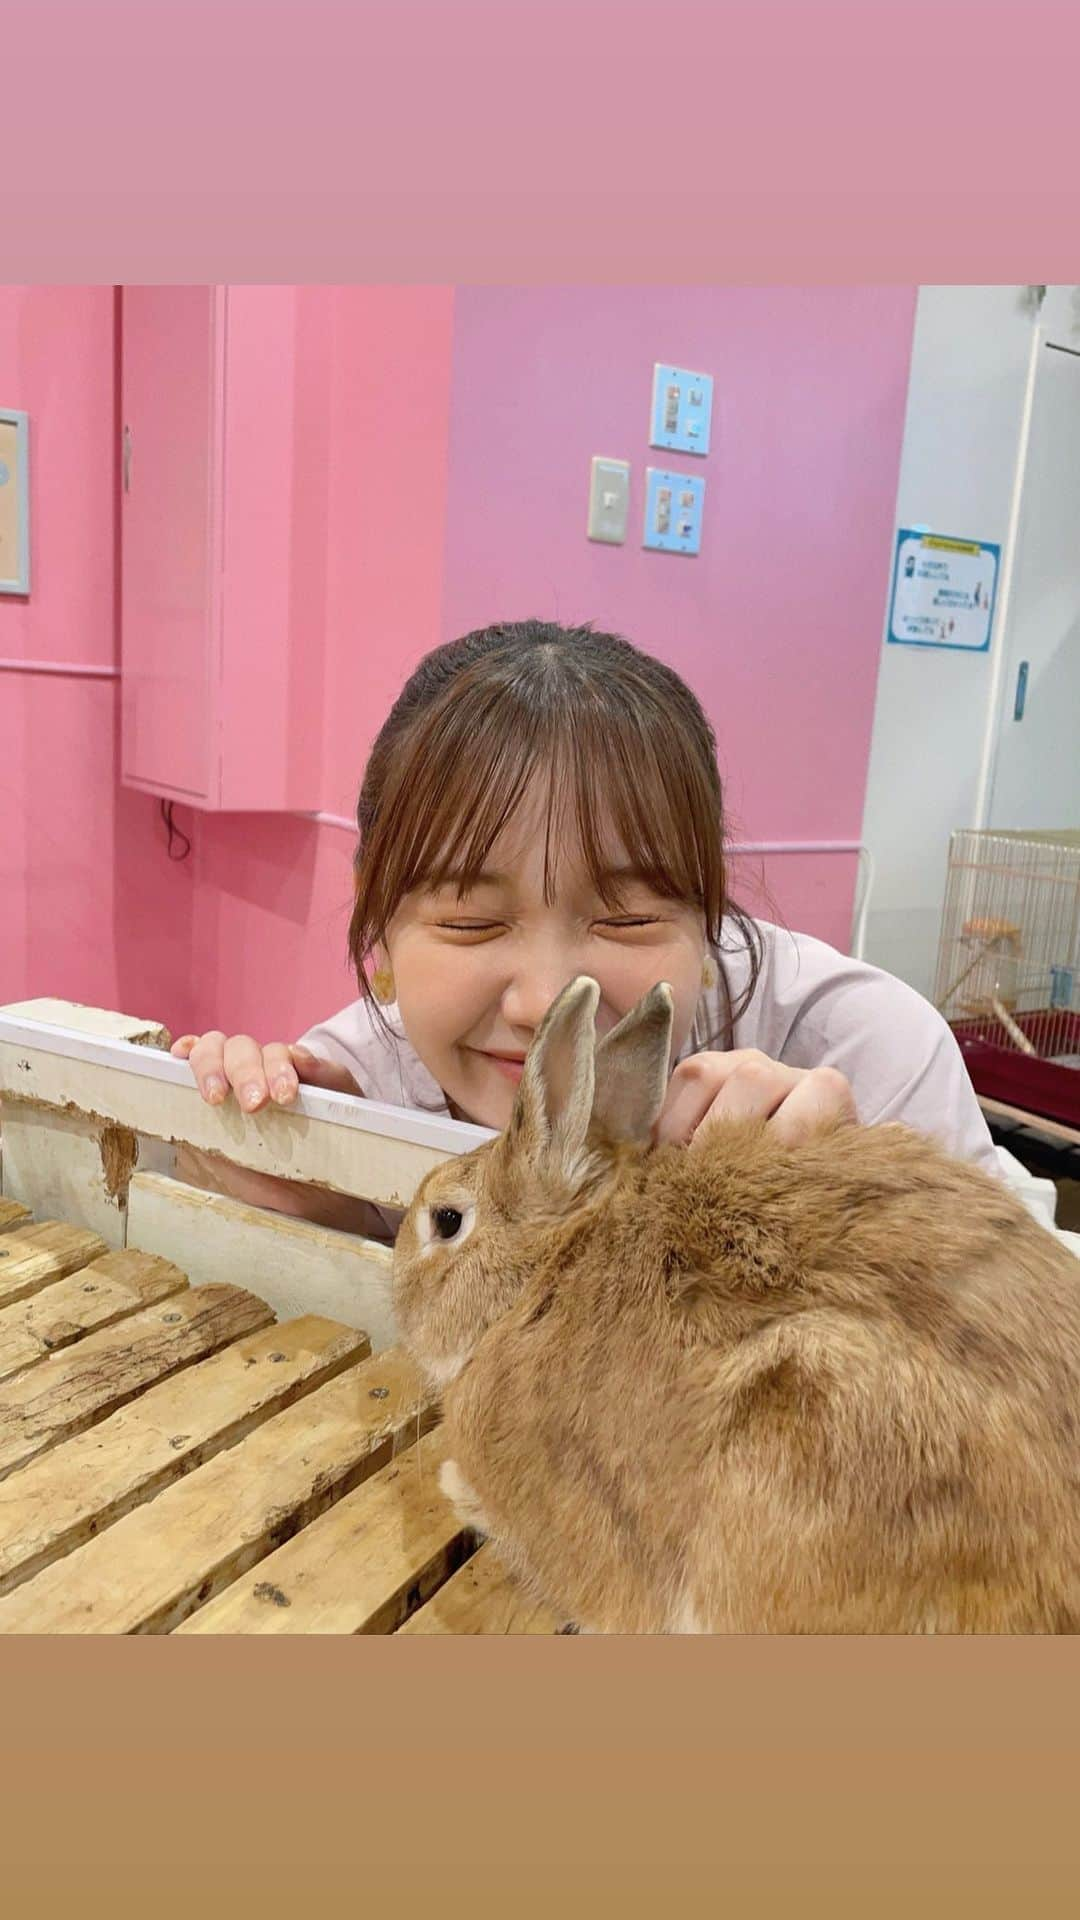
[
  {"xmin": 887, "ymin": 527, "xmax": 999, "ymax": 652},
  {"xmin": 0, "ymin": 408, "xmax": 30, "ymax": 596}
]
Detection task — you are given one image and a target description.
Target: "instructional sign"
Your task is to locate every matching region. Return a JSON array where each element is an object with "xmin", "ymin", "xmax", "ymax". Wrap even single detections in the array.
[{"xmin": 887, "ymin": 529, "xmax": 999, "ymax": 652}]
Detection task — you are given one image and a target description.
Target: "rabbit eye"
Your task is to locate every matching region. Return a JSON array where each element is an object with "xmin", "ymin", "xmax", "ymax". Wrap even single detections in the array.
[{"xmin": 432, "ymin": 1206, "xmax": 464, "ymax": 1241}]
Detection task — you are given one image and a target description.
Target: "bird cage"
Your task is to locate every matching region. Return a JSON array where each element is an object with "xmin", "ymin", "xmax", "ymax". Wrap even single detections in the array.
[{"xmin": 934, "ymin": 829, "xmax": 1080, "ymax": 1127}]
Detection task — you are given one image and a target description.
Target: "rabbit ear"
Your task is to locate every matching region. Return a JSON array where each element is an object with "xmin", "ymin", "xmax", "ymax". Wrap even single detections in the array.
[
  {"xmin": 507, "ymin": 976, "xmax": 601, "ymax": 1188},
  {"xmin": 591, "ymin": 982, "xmax": 674, "ymax": 1147}
]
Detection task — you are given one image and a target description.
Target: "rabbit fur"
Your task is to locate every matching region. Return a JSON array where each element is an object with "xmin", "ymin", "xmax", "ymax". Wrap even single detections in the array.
[{"xmin": 391, "ymin": 977, "xmax": 1080, "ymax": 1633}]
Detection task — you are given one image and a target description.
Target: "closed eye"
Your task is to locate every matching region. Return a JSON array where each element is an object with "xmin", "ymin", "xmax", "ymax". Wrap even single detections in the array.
[
  {"xmin": 434, "ymin": 922, "xmax": 505, "ymax": 939},
  {"xmin": 594, "ymin": 917, "xmax": 664, "ymax": 934}
]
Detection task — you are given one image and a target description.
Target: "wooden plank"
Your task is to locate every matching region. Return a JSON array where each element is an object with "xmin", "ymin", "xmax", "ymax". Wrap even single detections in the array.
[
  {"xmin": 0, "ymin": 1199, "xmax": 31, "ymax": 1235},
  {"xmin": 0, "ymin": 999, "xmax": 171, "ymax": 1048},
  {"xmin": 0, "ymin": 1222, "xmax": 108, "ymax": 1309},
  {"xmin": 176, "ymin": 1424, "xmax": 467, "ymax": 1635},
  {"xmin": 0, "ymin": 1249, "xmax": 189, "ymax": 1382},
  {"xmin": 0, "ymin": 1315, "xmax": 369, "ymax": 1596},
  {"xmin": 1, "ymin": 1107, "xmax": 133, "ymax": 1251},
  {"xmin": 128, "ymin": 1170, "xmax": 397, "ymax": 1348},
  {"xmin": 398, "ymin": 1544, "xmax": 559, "ymax": 1636},
  {"xmin": 978, "ymin": 1095, "xmax": 1080, "ymax": 1150},
  {"xmin": 0, "ymin": 1103, "xmax": 173, "ymax": 1250},
  {"xmin": 0, "ymin": 1019, "xmax": 492, "ymax": 1210},
  {"xmin": 0, "ymin": 1347, "xmax": 435, "ymax": 1633},
  {"xmin": 0, "ymin": 1281, "xmax": 273, "ymax": 1482},
  {"xmin": 0, "ymin": 1003, "xmax": 174, "ymax": 1240}
]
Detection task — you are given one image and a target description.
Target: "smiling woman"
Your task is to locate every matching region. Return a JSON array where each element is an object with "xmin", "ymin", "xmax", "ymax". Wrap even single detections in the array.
[
  {"xmin": 378, "ymin": 792, "xmax": 710, "ymax": 1130},
  {"xmin": 341, "ymin": 620, "xmax": 755, "ymax": 1131},
  {"xmin": 173, "ymin": 618, "xmax": 999, "ymax": 1239}
]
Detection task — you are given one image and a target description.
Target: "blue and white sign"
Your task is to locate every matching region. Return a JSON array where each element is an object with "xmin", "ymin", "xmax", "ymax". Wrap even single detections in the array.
[{"xmin": 887, "ymin": 528, "xmax": 1000, "ymax": 652}]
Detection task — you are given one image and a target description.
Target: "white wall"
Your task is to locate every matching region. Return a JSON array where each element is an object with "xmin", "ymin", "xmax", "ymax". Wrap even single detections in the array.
[
  {"xmin": 858, "ymin": 286, "xmax": 1048, "ymax": 1000},
  {"xmin": 985, "ymin": 327, "xmax": 1080, "ymax": 832}
]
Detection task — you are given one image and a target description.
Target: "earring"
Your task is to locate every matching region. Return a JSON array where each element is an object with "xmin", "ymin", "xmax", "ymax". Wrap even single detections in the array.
[
  {"xmin": 701, "ymin": 954, "xmax": 718, "ymax": 991},
  {"xmin": 370, "ymin": 965, "xmax": 396, "ymax": 1005}
]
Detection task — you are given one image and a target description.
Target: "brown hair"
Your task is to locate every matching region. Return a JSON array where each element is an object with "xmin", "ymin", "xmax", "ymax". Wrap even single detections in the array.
[{"xmin": 348, "ymin": 619, "xmax": 762, "ymax": 1043}]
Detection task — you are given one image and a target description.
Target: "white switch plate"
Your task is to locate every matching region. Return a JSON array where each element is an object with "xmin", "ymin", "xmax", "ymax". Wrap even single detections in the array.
[{"xmin": 587, "ymin": 456, "xmax": 630, "ymax": 544}]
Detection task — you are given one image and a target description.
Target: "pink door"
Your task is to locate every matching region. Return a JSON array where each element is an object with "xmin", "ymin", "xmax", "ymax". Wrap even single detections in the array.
[{"xmin": 121, "ymin": 286, "xmax": 224, "ymax": 801}]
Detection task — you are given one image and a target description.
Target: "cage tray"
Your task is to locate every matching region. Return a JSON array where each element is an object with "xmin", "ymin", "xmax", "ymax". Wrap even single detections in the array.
[{"xmin": 951, "ymin": 1009, "xmax": 1080, "ymax": 1129}]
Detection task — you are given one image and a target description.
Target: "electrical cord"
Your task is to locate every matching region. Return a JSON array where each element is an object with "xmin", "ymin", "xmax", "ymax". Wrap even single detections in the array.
[{"xmin": 160, "ymin": 799, "xmax": 191, "ymax": 861}]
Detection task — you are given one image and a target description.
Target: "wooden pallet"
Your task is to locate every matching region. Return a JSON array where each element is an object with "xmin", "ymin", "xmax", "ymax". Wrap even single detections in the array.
[
  {"xmin": 0, "ymin": 1211, "xmax": 557, "ymax": 1634},
  {"xmin": 0, "ymin": 1003, "xmax": 556, "ymax": 1634},
  {"xmin": 3, "ymin": 997, "xmax": 1076, "ymax": 1635}
]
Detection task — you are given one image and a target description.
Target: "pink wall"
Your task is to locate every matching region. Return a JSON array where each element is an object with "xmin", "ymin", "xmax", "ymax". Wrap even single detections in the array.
[
  {"xmin": 441, "ymin": 286, "xmax": 917, "ymax": 952},
  {"xmin": 2, "ymin": 291, "xmax": 146, "ymax": 1016},
  {"xmin": 1, "ymin": 285, "xmax": 455, "ymax": 1043},
  {"xmin": 2, "ymin": 284, "xmax": 914, "ymax": 1047},
  {"xmin": 0, "ymin": 287, "xmax": 203, "ymax": 1029},
  {"xmin": 316, "ymin": 287, "xmax": 456, "ymax": 818},
  {"xmin": 0, "ymin": 286, "xmax": 117, "ymax": 670}
]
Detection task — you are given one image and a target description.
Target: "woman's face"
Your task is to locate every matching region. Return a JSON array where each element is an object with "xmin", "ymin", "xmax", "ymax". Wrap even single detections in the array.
[{"xmin": 384, "ymin": 782, "xmax": 707, "ymax": 1128}]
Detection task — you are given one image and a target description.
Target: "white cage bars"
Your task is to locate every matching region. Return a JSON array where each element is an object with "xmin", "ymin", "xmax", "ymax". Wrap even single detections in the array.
[{"xmin": 934, "ymin": 830, "xmax": 1080, "ymax": 1065}]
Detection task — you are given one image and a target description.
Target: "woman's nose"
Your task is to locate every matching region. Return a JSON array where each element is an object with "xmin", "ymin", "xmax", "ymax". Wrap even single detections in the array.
[{"xmin": 499, "ymin": 951, "xmax": 583, "ymax": 1035}]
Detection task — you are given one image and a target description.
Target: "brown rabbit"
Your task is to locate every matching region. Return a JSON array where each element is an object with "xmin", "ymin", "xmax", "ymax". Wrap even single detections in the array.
[{"xmin": 392, "ymin": 977, "xmax": 1080, "ymax": 1632}]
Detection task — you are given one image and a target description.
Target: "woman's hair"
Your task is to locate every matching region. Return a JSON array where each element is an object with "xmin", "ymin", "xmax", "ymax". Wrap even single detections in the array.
[{"xmin": 348, "ymin": 618, "xmax": 762, "ymax": 1042}]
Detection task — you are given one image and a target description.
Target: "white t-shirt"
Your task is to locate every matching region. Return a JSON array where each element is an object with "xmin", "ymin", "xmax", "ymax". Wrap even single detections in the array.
[{"xmin": 298, "ymin": 918, "xmax": 998, "ymax": 1174}]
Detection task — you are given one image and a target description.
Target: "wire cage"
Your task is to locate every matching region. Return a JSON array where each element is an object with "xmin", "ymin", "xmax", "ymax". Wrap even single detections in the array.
[{"xmin": 934, "ymin": 829, "xmax": 1080, "ymax": 1127}]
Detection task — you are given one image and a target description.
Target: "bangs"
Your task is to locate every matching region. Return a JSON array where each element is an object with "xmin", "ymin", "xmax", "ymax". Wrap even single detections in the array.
[{"xmin": 352, "ymin": 647, "xmax": 726, "ymax": 950}]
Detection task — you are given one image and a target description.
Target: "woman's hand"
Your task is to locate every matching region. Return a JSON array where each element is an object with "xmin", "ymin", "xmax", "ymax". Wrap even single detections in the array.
[
  {"xmin": 169, "ymin": 1034, "xmax": 380, "ymax": 1236},
  {"xmin": 654, "ymin": 1049, "xmax": 857, "ymax": 1150},
  {"xmin": 170, "ymin": 1032, "xmax": 360, "ymax": 1110}
]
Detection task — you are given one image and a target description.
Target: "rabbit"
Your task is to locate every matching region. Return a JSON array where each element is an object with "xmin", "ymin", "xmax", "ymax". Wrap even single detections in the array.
[{"xmin": 392, "ymin": 976, "xmax": 1080, "ymax": 1633}]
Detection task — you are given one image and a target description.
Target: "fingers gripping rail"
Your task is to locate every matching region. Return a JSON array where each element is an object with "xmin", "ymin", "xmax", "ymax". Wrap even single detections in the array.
[{"xmin": 0, "ymin": 1003, "xmax": 494, "ymax": 1217}]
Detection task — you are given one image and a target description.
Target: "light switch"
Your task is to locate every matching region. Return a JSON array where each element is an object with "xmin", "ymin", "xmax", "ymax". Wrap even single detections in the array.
[
  {"xmin": 649, "ymin": 363, "xmax": 714, "ymax": 456},
  {"xmin": 643, "ymin": 466, "xmax": 704, "ymax": 555},
  {"xmin": 587, "ymin": 456, "xmax": 630, "ymax": 544}
]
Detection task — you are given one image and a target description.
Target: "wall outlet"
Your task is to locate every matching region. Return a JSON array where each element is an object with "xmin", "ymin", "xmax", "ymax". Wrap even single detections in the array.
[
  {"xmin": 649, "ymin": 363, "xmax": 713, "ymax": 456},
  {"xmin": 587, "ymin": 456, "xmax": 631, "ymax": 544},
  {"xmin": 643, "ymin": 467, "xmax": 704, "ymax": 555}
]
